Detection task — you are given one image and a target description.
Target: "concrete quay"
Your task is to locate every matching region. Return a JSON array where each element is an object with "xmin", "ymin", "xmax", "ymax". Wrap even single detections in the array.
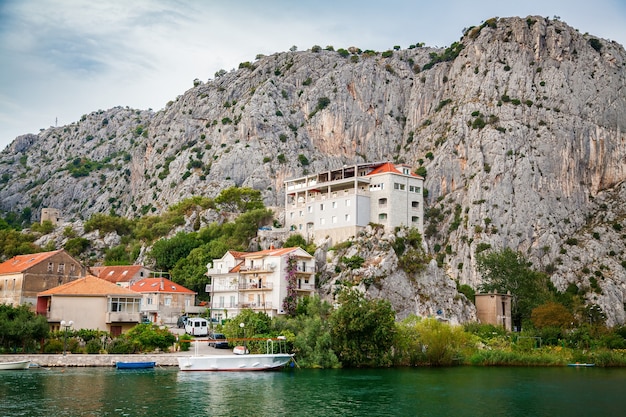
[{"xmin": 0, "ymin": 339, "xmax": 226, "ymax": 367}]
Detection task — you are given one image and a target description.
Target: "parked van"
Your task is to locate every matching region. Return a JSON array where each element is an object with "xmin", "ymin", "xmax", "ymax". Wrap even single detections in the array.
[{"xmin": 184, "ymin": 317, "xmax": 208, "ymax": 336}]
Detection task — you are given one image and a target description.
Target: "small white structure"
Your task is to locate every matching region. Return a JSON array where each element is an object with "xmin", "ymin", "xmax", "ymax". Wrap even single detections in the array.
[{"xmin": 284, "ymin": 162, "xmax": 424, "ymax": 244}]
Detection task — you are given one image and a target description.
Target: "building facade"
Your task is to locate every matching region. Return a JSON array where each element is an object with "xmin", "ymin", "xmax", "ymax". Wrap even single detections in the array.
[
  {"xmin": 130, "ymin": 277, "xmax": 196, "ymax": 325},
  {"xmin": 284, "ymin": 162, "xmax": 424, "ymax": 244},
  {"xmin": 207, "ymin": 247, "xmax": 315, "ymax": 321},
  {"xmin": 37, "ymin": 275, "xmax": 142, "ymax": 336},
  {"xmin": 0, "ymin": 250, "xmax": 85, "ymax": 308},
  {"xmin": 475, "ymin": 292, "xmax": 513, "ymax": 331}
]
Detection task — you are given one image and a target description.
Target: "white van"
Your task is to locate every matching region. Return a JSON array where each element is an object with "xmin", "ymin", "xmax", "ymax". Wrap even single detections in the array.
[{"xmin": 184, "ymin": 317, "xmax": 208, "ymax": 336}]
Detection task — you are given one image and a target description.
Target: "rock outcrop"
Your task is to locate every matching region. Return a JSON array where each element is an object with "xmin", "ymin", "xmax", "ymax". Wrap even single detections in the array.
[{"xmin": 1, "ymin": 16, "xmax": 625, "ymax": 324}]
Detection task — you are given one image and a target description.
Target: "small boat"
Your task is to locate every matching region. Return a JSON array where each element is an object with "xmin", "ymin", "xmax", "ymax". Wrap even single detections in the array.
[
  {"xmin": 177, "ymin": 353, "xmax": 293, "ymax": 371},
  {"xmin": 115, "ymin": 361, "xmax": 156, "ymax": 369},
  {"xmin": 567, "ymin": 363, "xmax": 595, "ymax": 367},
  {"xmin": 0, "ymin": 360, "xmax": 31, "ymax": 370}
]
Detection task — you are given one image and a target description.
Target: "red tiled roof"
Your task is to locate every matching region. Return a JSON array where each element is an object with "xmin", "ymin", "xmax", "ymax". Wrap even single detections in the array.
[
  {"xmin": 367, "ymin": 162, "xmax": 402, "ymax": 176},
  {"xmin": 0, "ymin": 250, "xmax": 63, "ymax": 275},
  {"xmin": 91, "ymin": 265, "xmax": 147, "ymax": 283},
  {"xmin": 243, "ymin": 247, "xmax": 311, "ymax": 259},
  {"xmin": 366, "ymin": 162, "xmax": 422, "ymax": 178},
  {"xmin": 130, "ymin": 277, "xmax": 196, "ymax": 294},
  {"xmin": 38, "ymin": 275, "xmax": 140, "ymax": 297}
]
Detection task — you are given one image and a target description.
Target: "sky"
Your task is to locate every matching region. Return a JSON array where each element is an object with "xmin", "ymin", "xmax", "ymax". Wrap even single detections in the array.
[{"xmin": 1, "ymin": 0, "xmax": 626, "ymax": 151}]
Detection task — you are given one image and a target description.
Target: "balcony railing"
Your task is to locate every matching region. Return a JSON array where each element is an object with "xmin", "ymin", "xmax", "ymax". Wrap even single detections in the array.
[
  {"xmin": 238, "ymin": 301, "xmax": 273, "ymax": 309},
  {"xmin": 210, "ymin": 284, "xmax": 239, "ymax": 292},
  {"xmin": 106, "ymin": 312, "xmax": 141, "ymax": 323},
  {"xmin": 240, "ymin": 265, "xmax": 275, "ymax": 273},
  {"xmin": 296, "ymin": 283, "xmax": 315, "ymax": 291},
  {"xmin": 239, "ymin": 282, "xmax": 273, "ymax": 290}
]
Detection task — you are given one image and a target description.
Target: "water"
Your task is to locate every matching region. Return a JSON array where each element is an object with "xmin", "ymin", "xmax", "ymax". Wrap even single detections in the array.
[{"xmin": 1, "ymin": 366, "xmax": 624, "ymax": 417}]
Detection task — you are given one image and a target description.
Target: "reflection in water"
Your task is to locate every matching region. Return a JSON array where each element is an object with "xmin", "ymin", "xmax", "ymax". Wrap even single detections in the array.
[{"xmin": 0, "ymin": 366, "xmax": 624, "ymax": 416}]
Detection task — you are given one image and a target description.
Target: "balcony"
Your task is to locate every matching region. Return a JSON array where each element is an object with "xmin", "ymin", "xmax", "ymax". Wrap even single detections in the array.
[
  {"xmin": 238, "ymin": 301, "xmax": 273, "ymax": 309},
  {"xmin": 296, "ymin": 283, "xmax": 315, "ymax": 291},
  {"xmin": 239, "ymin": 282, "xmax": 273, "ymax": 291},
  {"xmin": 210, "ymin": 284, "xmax": 239, "ymax": 293},
  {"xmin": 106, "ymin": 311, "xmax": 141, "ymax": 323},
  {"xmin": 240, "ymin": 265, "xmax": 275, "ymax": 273}
]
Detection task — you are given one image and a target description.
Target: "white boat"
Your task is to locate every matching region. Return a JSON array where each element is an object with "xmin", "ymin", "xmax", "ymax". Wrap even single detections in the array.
[
  {"xmin": 177, "ymin": 352, "xmax": 293, "ymax": 371},
  {"xmin": 0, "ymin": 360, "xmax": 31, "ymax": 370}
]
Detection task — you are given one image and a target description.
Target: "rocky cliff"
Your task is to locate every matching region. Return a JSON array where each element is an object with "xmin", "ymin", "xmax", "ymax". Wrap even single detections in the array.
[{"xmin": 1, "ymin": 16, "xmax": 625, "ymax": 325}]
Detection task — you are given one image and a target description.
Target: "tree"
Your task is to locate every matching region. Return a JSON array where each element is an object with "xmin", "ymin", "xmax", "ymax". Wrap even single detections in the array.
[
  {"xmin": 149, "ymin": 231, "xmax": 201, "ymax": 271},
  {"xmin": 214, "ymin": 186, "xmax": 264, "ymax": 213},
  {"xmin": 329, "ymin": 289, "xmax": 396, "ymax": 367},
  {"xmin": 531, "ymin": 302, "xmax": 575, "ymax": 329},
  {"xmin": 0, "ymin": 304, "xmax": 49, "ymax": 352},
  {"xmin": 477, "ymin": 247, "xmax": 550, "ymax": 330}
]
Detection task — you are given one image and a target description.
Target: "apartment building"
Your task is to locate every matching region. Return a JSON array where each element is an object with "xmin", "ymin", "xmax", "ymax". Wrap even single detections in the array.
[
  {"xmin": 206, "ymin": 247, "xmax": 315, "ymax": 320},
  {"xmin": 284, "ymin": 162, "xmax": 424, "ymax": 244}
]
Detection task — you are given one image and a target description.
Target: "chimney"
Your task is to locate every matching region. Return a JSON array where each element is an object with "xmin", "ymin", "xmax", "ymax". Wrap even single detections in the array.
[
  {"xmin": 270, "ymin": 244, "xmax": 275, "ymax": 250},
  {"xmin": 160, "ymin": 279, "xmax": 164, "ymax": 290}
]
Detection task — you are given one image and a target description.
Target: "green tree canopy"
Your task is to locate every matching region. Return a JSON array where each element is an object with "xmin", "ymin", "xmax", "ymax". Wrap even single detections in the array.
[
  {"xmin": 0, "ymin": 304, "xmax": 49, "ymax": 352},
  {"xmin": 477, "ymin": 247, "xmax": 551, "ymax": 330},
  {"xmin": 215, "ymin": 186, "xmax": 264, "ymax": 213},
  {"xmin": 329, "ymin": 289, "xmax": 397, "ymax": 367}
]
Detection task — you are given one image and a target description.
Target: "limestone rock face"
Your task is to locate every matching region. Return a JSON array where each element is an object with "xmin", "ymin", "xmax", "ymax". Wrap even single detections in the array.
[{"xmin": 1, "ymin": 16, "xmax": 625, "ymax": 324}]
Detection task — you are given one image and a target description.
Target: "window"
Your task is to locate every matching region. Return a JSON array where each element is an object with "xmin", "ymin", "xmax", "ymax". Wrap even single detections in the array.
[
  {"xmin": 307, "ymin": 205, "xmax": 312, "ymax": 213},
  {"xmin": 70, "ymin": 264, "xmax": 76, "ymax": 273},
  {"xmin": 332, "ymin": 216, "xmax": 337, "ymax": 224},
  {"xmin": 164, "ymin": 297, "xmax": 172, "ymax": 306},
  {"xmin": 412, "ymin": 216, "xmax": 419, "ymax": 223},
  {"xmin": 345, "ymin": 214, "xmax": 351, "ymax": 222},
  {"xmin": 47, "ymin": 262, "xmax": 54, "ymax": 272},
  {"xmin": 57, "ymin": 263, "xmax": 65, "ymax": 273},
  {"xmin": 394, "ymin": 182, "xmax": 405, "ymax": 190},
  {"xmin": 147, "ymin": 297, "xmax": 153, "ymax": 305},
  {"xmin": 299, "ymin": 210, "xmax": 304, "ymax": 217},
  {"xmin": 332, "ymin": 201, "xmax": 337, "ymax": 209},
  {"xmin": 345, "ymin": 199, "xmax": 351, "ymax": 207},
  {"xmin": 289, "ymin": 211, "xmax": 294, "ymax": 219},
  {"xmin": 379, "ymin": 198, "xmax": 387, "ymax": 206},
  {"xmin": 412, "ymin": 201, "xmax": 419, "ymax": 209},
  {"xmin": 230, "ymin": 295, "xmax": 236, "ymax": 308},
  {"xmin": 320, "ymin": 203, "xmax": 325, "ymax": 211},
  {"xmin": 410, "ymin": 186, "xmax": 421, "ymax": 193},
  {"xmin": 403, "ymin": 168, "xmax": 410, "ymax": 175},
  {"xmin": 320, "ymin": 218, "xmax": 326, "ymax": 225},
  {"xmin": 109, "ymin": 297, "xmax": 140, "ymax": 313},
  {"xmin": 298, "ymin": 224, "xmax": 303, "ymax": 230},
  {"xmin": 379, "ymin": 213, "xmax": 388, "ymax": 220}
]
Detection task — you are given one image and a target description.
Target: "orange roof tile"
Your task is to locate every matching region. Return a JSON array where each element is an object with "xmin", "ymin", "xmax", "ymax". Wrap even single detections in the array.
[
  {"xmin": 130, "ymin": 277, "xmax": 196, "ymax": 294},
  {"xmin": 0, "ymin": 250, "xmax": 63, "ymax": 275},
  {"xmin": 38, "ymin": 275, "xmax": 140, "ymax": 297},
  {"xmin": 91, "ymin": 265, "xmax": 147, "ymax": 283},
  {"xmin": 367, "ymin": 162, "xmax": 402, "ymax": 176},
  {"xmin": 243, "ymin": 247, "xmax": 311, "ymax": 259}
]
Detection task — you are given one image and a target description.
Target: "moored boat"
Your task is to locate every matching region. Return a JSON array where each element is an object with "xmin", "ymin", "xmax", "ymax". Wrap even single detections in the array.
[
  {"xmin": 115, "ymin": 361, "xmax": 156, "ymax": 369},
  {"xmin": 0, "ymin": 360, "xmax": 31, "ymax": 370},
  {"xmin": 567, "ymin": 363, "xmax": 596, "ymax": 367},
  {"xmin": 177, "ymin": 353, "xmax": 293, "ymax": 371}
]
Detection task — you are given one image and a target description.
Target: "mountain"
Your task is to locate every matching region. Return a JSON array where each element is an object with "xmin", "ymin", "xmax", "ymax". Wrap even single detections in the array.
[{"xmin": 1, "ymin": 16, "xmax": 625, "ymax": 325}]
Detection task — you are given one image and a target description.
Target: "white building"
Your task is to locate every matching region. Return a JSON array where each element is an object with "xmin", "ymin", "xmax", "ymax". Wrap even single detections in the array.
[
  {"xmin": 284, "ymin": 162, "xmax": 424, "ymax": 244},
  {"xmin": 206, "ymin": 247, "xmax": 315, "ymax": 320}
]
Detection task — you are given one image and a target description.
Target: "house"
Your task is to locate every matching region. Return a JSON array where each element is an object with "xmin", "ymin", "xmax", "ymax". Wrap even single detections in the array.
[
  {"xmin": 91, "ymin": 265, "xmax": 155, "ymax": 288},
  {"xmin": 36, "ymin": 275, "xmax": 142, "ymax": 336},
  {"xmin": 41, "ymin": 208, "xmax": 61, "ymax": 225},
  {"xmin": 0, "ymin": 249, "xmax": 85, "ymax": 308},
  {"xmin": 130, "ymin": 277, "xmax": 197, "ymax": 325},
  {"xmin": 207, "ymin": 247, "xmax": 315, "ymax": 321},
  {"xmin": 475, "ymin": 292, "xmax": 513, "ymax": 331},
  {"xmin": 284, "ymin": 161, "xmax": 424, "ymax": 244}
]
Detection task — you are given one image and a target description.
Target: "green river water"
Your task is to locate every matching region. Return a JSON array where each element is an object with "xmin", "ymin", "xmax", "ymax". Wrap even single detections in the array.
[{"xmin": 1, "ymin": 366, "xmax": 624, "ymax": 416}]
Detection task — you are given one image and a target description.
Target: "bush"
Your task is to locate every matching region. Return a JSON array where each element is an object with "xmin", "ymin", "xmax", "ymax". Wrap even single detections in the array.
[
  {"xmin": 43, "ymin": 339, "xmax": 64, "ymax": 354},
  {"xmin": 85, "ymin": 338, "xmax": 103, "ymax": 354}
]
